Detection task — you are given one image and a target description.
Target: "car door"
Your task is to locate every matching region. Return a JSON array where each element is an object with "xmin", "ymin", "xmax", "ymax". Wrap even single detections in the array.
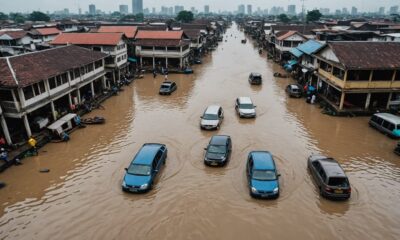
[
  {"xmin": 247, "ymin": 156, "xmax": 253, "ymax": 183},
  {"xmin": 311, "ymin": 161, "xmax": 322, "ymax": 184},
  {"xmin": 172, "ymin": 83, "xmax": 177, "ymax": 91},
  {"xmin": 235, "ymin": 99, "xmax": 239, "ymax": 112},
  {"xmin": 218, "ymin": 108, "xmax": 224, "ymax": 120}
]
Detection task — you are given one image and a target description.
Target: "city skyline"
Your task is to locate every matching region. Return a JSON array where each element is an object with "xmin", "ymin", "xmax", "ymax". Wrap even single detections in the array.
[{"xmin": 1, "ymin": 0, "xmax": 399, "ymax": 14}]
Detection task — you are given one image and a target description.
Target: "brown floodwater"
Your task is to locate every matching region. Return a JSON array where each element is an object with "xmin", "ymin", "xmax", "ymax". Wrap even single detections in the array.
[{"xmin": 1, "ymin": 23, "xmax": 400, "ymax": 240}]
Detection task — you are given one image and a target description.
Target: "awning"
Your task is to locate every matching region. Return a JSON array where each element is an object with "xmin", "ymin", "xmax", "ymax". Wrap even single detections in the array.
[
  {"xmin": 284, "ymin": 60, "xmax": 298, "ymax": 70},
  {"xmin": 290, "ymin": 48, "xmax": 303, "ymax": 58},
  {"xmin": 128, "ymin": 57, "xmax": 137, "ymax": 63},
  {"xmin": 47, "ymin": 113, "xmax": 77, "ymax": 130}
]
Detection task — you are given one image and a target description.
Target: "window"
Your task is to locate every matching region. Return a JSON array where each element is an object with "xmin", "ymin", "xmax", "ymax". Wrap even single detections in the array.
[
  {"xmin": 388, "ymin": 123, "xmax": 395, "ymax": 131},
  {"xmin": 332, "ymin": 67, "xmax": 345, "ymax": 80},
  {"xmin": 319, "ymin": 168, "xmax": 327, "ymax": 182},
  {"xmin": 117, "ymin": 57, "xmax": 121, "ymax": 62},
  {"xmin": 23, "ymin": 86, "xmax": 34, "ymax": 100},
  {"xmin": 33, "ymin": 83, "xmax": 40, "ymax": 96},
  {"xmin": 396, "ymin": 70, "xmax": 400, "ymax": 81},
  {"xmin": 382, "ymin": 120, "xmax": 390, "ymax": 129},
  {"xmin": 74, "ymin": 68, "xmax": 81, "ymax": 78},
  {"xmin": 142, "ymin": 46, "xmax": 153, "ymax": 50},
  {"xmin": 86, "ymin": 63, "xmax": 94, "ymax": 73},
  {"xmin": 61, "ymin": 73, "xmax": 68, "ymax": 84},
  {"xmin": 372, "ymin": 70, "xmax": 395, "ymax": 81},
  {"xmin": 38, "ymin": 81, "xmax": 46, "ymax": 93},
  {"xmin": 328, "ymin": 177, "xmax": 349, "ymax": 187},
  {"xmin": 155, "ymin": 46, "xmax": 165, "ymax": 51},
  {"xmin": 95, "ymin": 60, "xmax": 103, "ymax": 69},
  {"xmin": 49, "ymin": 77, "xmax": 56, "ymax": 89},
  {"xmin": 56, "ymin": 75, "xmax": 63, "ymax": 86},
  {"xmin": 283, "ymin": 41, "xmax": 292, "ymax": 47},
  {"xmin": 347, "ymin": 70, "xmax": 370, "ymax": 81}
]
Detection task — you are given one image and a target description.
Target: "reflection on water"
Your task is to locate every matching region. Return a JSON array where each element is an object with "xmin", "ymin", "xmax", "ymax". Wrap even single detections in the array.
[{"xmin": 0, "ymin": 23, "xmax": 400, "ymax": 240}]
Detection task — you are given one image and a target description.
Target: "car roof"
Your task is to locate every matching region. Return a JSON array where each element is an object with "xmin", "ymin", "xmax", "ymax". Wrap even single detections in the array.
[
  {"xmin": 250, "ymin": 151, "xmax": 275, "ymax": 170},
  {"xmin": 161, "ymin": 81, "xmax": 174, "ymax": 85},
  {"xmin": 289, "ymin": 84, "xmax": 300, "ymax": 89},
  {"xmin": 251, "ymin": 72, "xmax": 261, "ymax": 76},
  {"xmin": 373, "ymin": 113, "xmax": 400, "ymax": 124},
  {"xmin": 205, "ymin": 105, "xmax": 221, "ymax": 114},
  {"xmin": 238, "ymin": 97, "xmax": 252, "ymax": 104},
  {"xmin": 318, "ymin": 158, "xmax": 347, "ymax": 178},
  {"xmin": 133, "ymin": 143, "xmax": 163, "ymax": 165},
  {"xmin": 210, "ymin": 135, "xmax": 230, "ymax": 145}
]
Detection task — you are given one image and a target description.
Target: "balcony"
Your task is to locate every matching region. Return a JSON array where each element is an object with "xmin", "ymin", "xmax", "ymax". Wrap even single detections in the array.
[
  {"xmin": 0, "ymin": 101, "xmax": 21, "ymax": 114},
  {"xmin": 318, "ymin": 69, "xmax": 345, "ymax": 89},
  {"xmin": 137, "ymin": 48, "xmax": 190, "ymax": 58}
]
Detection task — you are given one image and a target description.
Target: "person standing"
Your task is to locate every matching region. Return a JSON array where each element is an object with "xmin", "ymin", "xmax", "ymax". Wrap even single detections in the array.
[
  {"xmin": 28, "ymin": 136, "xmax": 38, "ymax": 156},
  {"xmin": 0, "ymin": 148, "xmax": 8, "ymax": 164},
  {"xmin": 0, "ymin": 136, "xmax": 6, "ymax": 149},
  {"xmin": 153, "ymin": 69, "xmax": 157, "ymax": 78}
]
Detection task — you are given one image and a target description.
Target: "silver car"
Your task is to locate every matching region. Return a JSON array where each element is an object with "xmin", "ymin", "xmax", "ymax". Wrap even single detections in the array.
[
  {"xmin": 235, "ymin": 97, "xmax": 256, "ymax": 118},
  {"xmin": 200, "ymin": 105, "xmax": 224, "ymax": 130}
]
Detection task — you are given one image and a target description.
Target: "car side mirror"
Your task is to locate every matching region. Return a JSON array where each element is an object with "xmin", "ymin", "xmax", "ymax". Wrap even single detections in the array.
[
  {"xmin": 277, "ymin": 173, "xmax": 281, "ymax": 177},
  {"xmin": 154, "ymin": 169, "xmax": 159, "ymax": 173},
  {"xmin": 200, "ymin": 116, "xmax": 203, "ymax": 119},
  {"xmin": 204, "ymin": 147, "xmax": 207, "ymax": 150},
  {"xmin": 254, "ymin": 105, "xmax": 257, "ymax": 108},
  {"xmin": 124, "ymin": 168, "xmax": 128, "ymax": 172}
]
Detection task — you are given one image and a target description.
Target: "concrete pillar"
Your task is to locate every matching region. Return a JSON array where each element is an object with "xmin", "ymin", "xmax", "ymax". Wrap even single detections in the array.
[
  {"xmin": 23, "ymin": 115, "xmax": 32, "ymax": 137},
  {"xmin": 77, "ymin": 89, "xmax": 81, "ymax": 103},
  {"xmin": 117, "ymin": 69, "xmax": 120, "ymax": 81},
  {"xmin": 140, "ymin": 57, "xmax": 143, "ymax": 68},
  {"xmin": 339, "ymin": 92, "xmax": 345, "ymax": 110},
  {"xmin": 166, "ymin": 57, "xmax": 168, "ymax": 68},
  {"xmin": 180, "ymin": 58, "xmax": 183, "ymax": 69},
  {"xmin": 386, "ymin": 92, "xmax": 393, "ymax": 109},
  {"xmin": 0, "ymin": 115, "xmax": 12, "ymax": 144},
  {"xmin": 68, "ymin": 93, "xmax": 72, "ymax": 106},
  {"xmin": 102, "ymin": 76, "xmax": 107, "ymax": 89},
  {"xmin": 365, "ymin": 93, "xmax": 371, "ymax": 109},
  {"xmin": 90, "ymin": 81, "xmax": 95, "ymax": 97},
  {"xmin": 153, "ymin": 57, "xmax": 155, "ymax": 69},
  {"xmin": 50, "ymin": 101, "xmax": 57, "ymax": 120}
]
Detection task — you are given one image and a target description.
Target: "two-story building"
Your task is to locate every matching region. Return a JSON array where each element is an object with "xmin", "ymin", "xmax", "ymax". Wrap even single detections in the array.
[
  {"xmin": 0, "ymin": 45, "xmax": 108, "ymax": 143},
  {"xmin": 32, "ymin": 27, "xmax": 62, "ymax": 42},
  {"xmin": 0, "ymin": 30, "xmax": 36, "ymax": 56},
  {"xmin": 314, "ymin": 42, "xmax": 400, "ymax": 114},
  {"xmin": 51, "ymin": 32, "xmax": 128, "ymax": 84},
  {"xmin": 134, "ymin": 30, "xmax": 191, "ymax": 71},
  {"xmin": 275, "ymin": 31, "xmax": 308, "ymax": 61}
]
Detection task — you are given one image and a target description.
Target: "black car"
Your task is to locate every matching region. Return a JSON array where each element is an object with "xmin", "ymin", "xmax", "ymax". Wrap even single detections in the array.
[
  {"xmin": 248, "ymin": 73, "xmax": 262, "ymax": 85},
  {"xmin": 286, "ymin": 84, "xmax": 303, "ymax": 98},
  {"xmin": 194, "ymin": 59, "xmax": 202, "ymax": 64},
  {"xmin": 159, "ymin": 81, "xmax": 177, "ymax": 95},
  {"xmin": 204, "ymin": 135, "xmax": 232, "ymax": 166},
  {"xmin": 308, "ymin": 155, "xmax": 351, "ymax": 200}
]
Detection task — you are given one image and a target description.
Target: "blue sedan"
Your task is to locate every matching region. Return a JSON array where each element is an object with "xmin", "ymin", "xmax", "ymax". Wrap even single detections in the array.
[
  {"xmin": 122, "ymin": 143, "xmax": 167, "ymax": 193},
  {"xmin": 246, "ymin": 151, "xmax": 280, "ymax": 199}
]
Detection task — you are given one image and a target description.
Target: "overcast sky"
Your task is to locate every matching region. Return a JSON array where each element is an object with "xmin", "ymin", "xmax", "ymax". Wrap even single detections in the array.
[{"xmin": 1, "ymin": 0, "xmax": 399, "ymax": 13}]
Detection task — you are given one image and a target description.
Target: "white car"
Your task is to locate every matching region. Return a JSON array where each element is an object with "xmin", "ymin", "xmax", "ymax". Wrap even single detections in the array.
[
  {"xmin": 235, "ymin": 97, "xmax": 256, "ymax": 118},
  {"xmin": 200, "ymin": 105, "xmax": 224, "ymax": 130}
]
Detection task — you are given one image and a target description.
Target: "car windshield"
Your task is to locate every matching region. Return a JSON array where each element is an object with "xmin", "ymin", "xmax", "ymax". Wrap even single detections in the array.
[
  {"xmin": 239, "ymin": 103, "xmax": 254, "ymax": 109},
  {"xmin": 203, "ymin": 113, "xmax": 218, "ymax": 120},
  {"xmin": 127, "ymin": 164, "xmax": 151, "ymax": 176},
  {"xmin": 208, "ymin": 145, "xmax": 226, "ymax": 154},
  {"xmin": 328, "ymin": 177, "xmax": 349, "ymax": 187},
  {"xmin": 161, "ymin": 85, "xmax": 170, "ymax": 89},
  {"xmin": 292, "ymin": 88, "xmax": 299, "ymax": 92},
  {"xmin": 253, "ymin": 170, "xmax": 277, "ymax": 181}
]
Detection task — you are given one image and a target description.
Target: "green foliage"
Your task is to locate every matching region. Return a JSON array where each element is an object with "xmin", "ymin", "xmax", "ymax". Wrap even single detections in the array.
[
  {"xmin": 176, "ymin": 10, "xmax": 194, "ymax": 23},
  {"xmin": 135, "ymin": 13, "xmax": 144, "ymax": 22},
  {"xmin": 278, "ymin": 14, "xmax": 290, "ymax": 23},
  {"xmin": 29, "ymin": 11, "xmax": 50, "ymax": 22},
  {"xmin": 10, "ymin": 12, "xmax": 25, "ymax": 23},
  {"xmin": 0, "ymin": 12, "xmax": 8, "ymax": 20},
  {"xmin": 306, "ymin": 10, "xmax": 322, "ymax": 22}
]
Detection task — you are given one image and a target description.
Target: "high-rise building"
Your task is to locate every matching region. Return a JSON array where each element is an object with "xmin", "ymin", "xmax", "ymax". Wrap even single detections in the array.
[
  {"xmin": 319, "ymin": 8, "xmax": 330, "ymax": 15},
  {"xmin": 378, "ymin": 7, "xmax": 385, "ymax": 15},
  {"xmin": 191, "ymin": 7, "xmax": 196, "ymax": 13},
  {"xmin": 247, "ymin": 4, "xmax": 252, "ymax": 15},
  {"xmin": 89, "ymin": 4, "xmax": 96, "ymax": 15},
  {"xmin": 238, "ymin": 5, "xmax": 245, "ymax": 14},
  {"xmin": 119, "ymin": 5, "xmax": 129, "ymax": 15},
  {"xmin": 161, "ymin": 6, "xmax": 168, "ymax": 15},
  {"xmin": 204, "ymin": 5, "xmax": 210, "ymax": 14},
  {"xmin": 168, "ymin": 7, "xmax": 173, "ymax": 15},
  {"xmin": 287, "ymin": 5, "xmax": 296, "ymax": 15},
  {"xmin": 143, "ymin": 8, "xmax": 150, "ymax": 15},
  {"xmin": 152, "ymin": 8, "xmax": 156, "ymax": 14},
  {"xmin": 351, "ymin": 7, "xmax": 357, "ymax": 16},
  {"xmin": 342, "ymin": 8, "xmax": 348, "ymax": 15},
  {"xmin": 335, "ymin": 9, "xmax": 342, "ymax": 15},
  {"xmin": 174, "ymin": 5, "xmax": 184, "ymax": 15},
  {"xmin": 132, "ymin": 0, "xmax": 143, "ymax": 14},
  {"xmin": 389, "ymin": 6, "xmax": 399, "ymax": 15}
]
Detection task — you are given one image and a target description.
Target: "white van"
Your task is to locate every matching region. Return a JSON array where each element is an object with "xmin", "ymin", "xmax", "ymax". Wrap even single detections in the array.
[{"xmin": 369, "ymin": 113, "xmax": 400, "ymax": 138}]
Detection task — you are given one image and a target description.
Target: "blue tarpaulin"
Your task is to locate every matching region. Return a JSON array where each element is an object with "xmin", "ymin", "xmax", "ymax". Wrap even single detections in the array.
[
  {"xmin": 128, "ymin": 57, "xmax": 137, "ymax": 63},
  {"xmin": 290, "ymin": 48, "xmax": 304, "ymax": 58},
  {"xmin": 296, "ymin": 40, "xmax": 325, "ymax": 55}
]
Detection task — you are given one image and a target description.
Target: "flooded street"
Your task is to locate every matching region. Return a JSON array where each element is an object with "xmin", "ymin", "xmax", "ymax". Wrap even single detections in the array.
[{"xmin": 1, "ymin": 23, "xmax": 400, "ymax": 240}]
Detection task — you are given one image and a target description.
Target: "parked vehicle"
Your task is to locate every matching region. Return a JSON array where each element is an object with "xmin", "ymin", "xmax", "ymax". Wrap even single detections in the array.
[
  {"xmin": 200, "ymin": 105, "xmax": 224, "ymax": 130},
  {"xmin": 204, "ymin": 135, "xmax": 232, "ymax": 166},
  {"xmin": 159, "ymin": 81, "xmax": 177, "ymax": 95},
  {"xmin": 241, "ymin": 39, "xmax": 247, "ymax": 44},
  {"xmin": 246, "ymin": 151, "xmax": 280, "ymax": 199},
  {"xmin": 307, "ymin": 155, "xmax": 351, "ymax": 200},
  {"xmin": 248, "ymin": 73, "xmax": 262, "ymax": 85},
  {"xmin": 286, "ymin": 84, "xmax": 303, "ymax": 98},
  {"xmin": 194, "ymin": 59, "xmax": 202, "ymax": 64},
  {"xmin": 122, "ymin": 143, "xmax": 167, "ymax": 193},
  {"xmin": 369, "ymin": 113, "xmax": 400, "ymax": 138},
  {"xmin": 235, "ymin": 97, "xmax": 256, "ymax": 118}
]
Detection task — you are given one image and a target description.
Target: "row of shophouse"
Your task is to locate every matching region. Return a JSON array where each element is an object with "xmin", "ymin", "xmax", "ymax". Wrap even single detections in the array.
[
  {"xmin": 240, "ymin": 19, "xmax": 400, "ymax": 115},
  {"xmin": 0, "ymin": 20, "xmax": 226, "ymax": 145}
]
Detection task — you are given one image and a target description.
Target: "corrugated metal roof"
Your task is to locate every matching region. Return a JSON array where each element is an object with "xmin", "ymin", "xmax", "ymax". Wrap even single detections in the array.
[
  {"xmin": 296, "ymin": 40, "xmax": 325, "ymax": 55},
  {"xmin": 290, "ymin": 48, "xmax": 304, "ymax": 58}
]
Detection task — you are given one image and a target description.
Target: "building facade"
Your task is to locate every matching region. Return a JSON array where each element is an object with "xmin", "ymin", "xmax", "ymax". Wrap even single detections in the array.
[{"xmin": 132, "ymin": 0, "xmax": 143, "ymax": 14}]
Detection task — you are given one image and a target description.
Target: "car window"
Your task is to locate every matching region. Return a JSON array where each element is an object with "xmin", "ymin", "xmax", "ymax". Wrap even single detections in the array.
[
  {"xmin": 312, "ymin": 161, "xmax": 322, "ymax": 172},
  {"xmin": 375, "ymin": 117, "xmax": 383, "ymax": 125},
  {"xmin": 252, "ymin": 170, "xmax": 277, "ymax": 181},
  {"xmin": 208, "ymin": 145, "xmax": 226, "ymax": 154},
  {"xmin": 128, "ymin": 164, "xmax": 151, "ymax": 176},
  {"xmin": 319, "ymin": 168, "xmax": 327, "ymax": 182},
  {"xmin": 239, "ymin": 103, "xmax": 254, "ymax": 109},
  {"xmin": 328, "ymin": 177, "xmax": 349, "ymax": 187},
  {"xmin": 388, "ymin": 123, "xmax": 395, "ymax": 131},
  {"xmin": 382, "ymin": 120, "xmax": 390, "ymax": 129},
  {"xmin": 203, "ymin": 113, "xmax": 218, "ymax": 120}
]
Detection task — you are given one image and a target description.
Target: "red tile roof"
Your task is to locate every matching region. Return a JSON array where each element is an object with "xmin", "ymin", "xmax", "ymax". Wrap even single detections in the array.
[
  {"xmin": 135, "ymin": 39, "xmax": 190, "ymax": 47},
  {"xmin": 0, "ymin": 31, "xmax": 28, "ymax": 40},
  {"xmin": 35, "ymin": 27, "xmax": 61, "ymax": 36},
  {"xmin": 98, "ymin": 26, "xmax": 138, "ymax": 38},
  {"xmin": 276, "ymin": 31, "xmax": 305, "ymax": 41},
  {"xmin": 51, "ymin": 32, "xmax": 124, "ymax": 46},
  {"xmin": 0, "ymin": 45, "xmax": 108, "ymax": 88},
  {"xmin": 135, "ymin": 30, "xmax": 184, "ymax": 40}
]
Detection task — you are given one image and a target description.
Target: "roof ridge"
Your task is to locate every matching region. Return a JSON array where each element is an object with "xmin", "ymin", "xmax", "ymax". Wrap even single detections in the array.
[{"xmin": 5, "ymin": 57, "xmax": 19, "ymax": 86}]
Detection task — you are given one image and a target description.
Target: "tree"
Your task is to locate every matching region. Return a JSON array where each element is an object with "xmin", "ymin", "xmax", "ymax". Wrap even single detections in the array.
[
  {"xmin": 10, "ymin": 12, "xmax": 25, "ymax": 23},
  {"xmin": 176, "ymin": 10, "xmax": 194, "ymax": 23},
  {"xmin": 278, "ymin": 14, "xmax": 290, "ymax": 23},
  {"xmin": 0, "ymin": 12, "xmax": 8, "ymax": 20},
  {"xmin": 29, "ymin": 11, "xmax": 50, "ymax": 21},
  {"xmin": 306, "ymin": 10, "xmax": 322, "ymax": 22},
  {"xmin": 135, "ymin": 13, "xmax": 144, "ymax": 22}
]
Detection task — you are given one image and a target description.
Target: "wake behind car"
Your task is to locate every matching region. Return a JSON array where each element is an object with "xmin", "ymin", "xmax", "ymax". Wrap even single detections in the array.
[
  {"xmin": 286, "ymin": 84, "xmax": 303, "ymax": 98},
  {"xmin": 307, "ymin": 155, "xmax": 351, "ymax": 200},
  {"xmin": 122, "ymin": 143, "xmax": 167, "ymax": 193},
  {"xmin": 159, "ymin": 81, "xmax": 177, "ymax": 95},
  {"xmin": 248, "ymin": 72, "xmax": 262, "ymax": 85},
  {"xmin": 235, "ymin": 97, "xmax": 256, "ymax": 118},
  {"xmin": 246, "ymin": 151, "xmax": 280, "ymax": 199},
  {"xmin": 200, "ymin": 105, "xmax": 224, "ymax": 130},
  {"xmin": 204, "ymin": 135, "xmax": 232, "ymax": 166}
]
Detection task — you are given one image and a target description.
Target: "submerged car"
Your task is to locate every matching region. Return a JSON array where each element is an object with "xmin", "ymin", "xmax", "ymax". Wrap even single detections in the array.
[
  {"xmin": 235, "ymin": 97, "xmax": 256, "ymax": 118},
  {"xmin": 248, "ymin": 72, "xmax": 262, "ymax": 85},
  {"xmin": 194, "ymin": 59, "xmax": 202, "ymax": 64},
  {"xmin": 159, "ymin": 81, "xmax": 177, "ymax": 95},
  {"xmin": 204, "ymin": 135, "xmax": 232, "ymax": 166},
  {"xmin": 246, "ymin": 151, "xmax": 280, "ymax": 199},
  {"xmin": 122, "ymin": 143, "xmax": 167, "ymax": 193},
  {"xmin": 307, "ymin": 155, "xmax": 351, "ymax": 200},
  {"xmin": 286, "ymin": 84, "xmax": 303, "ymax": 98},
  {"xmin": 200, "ymin": 105, "xmax": 224, "ymax": 130}
]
